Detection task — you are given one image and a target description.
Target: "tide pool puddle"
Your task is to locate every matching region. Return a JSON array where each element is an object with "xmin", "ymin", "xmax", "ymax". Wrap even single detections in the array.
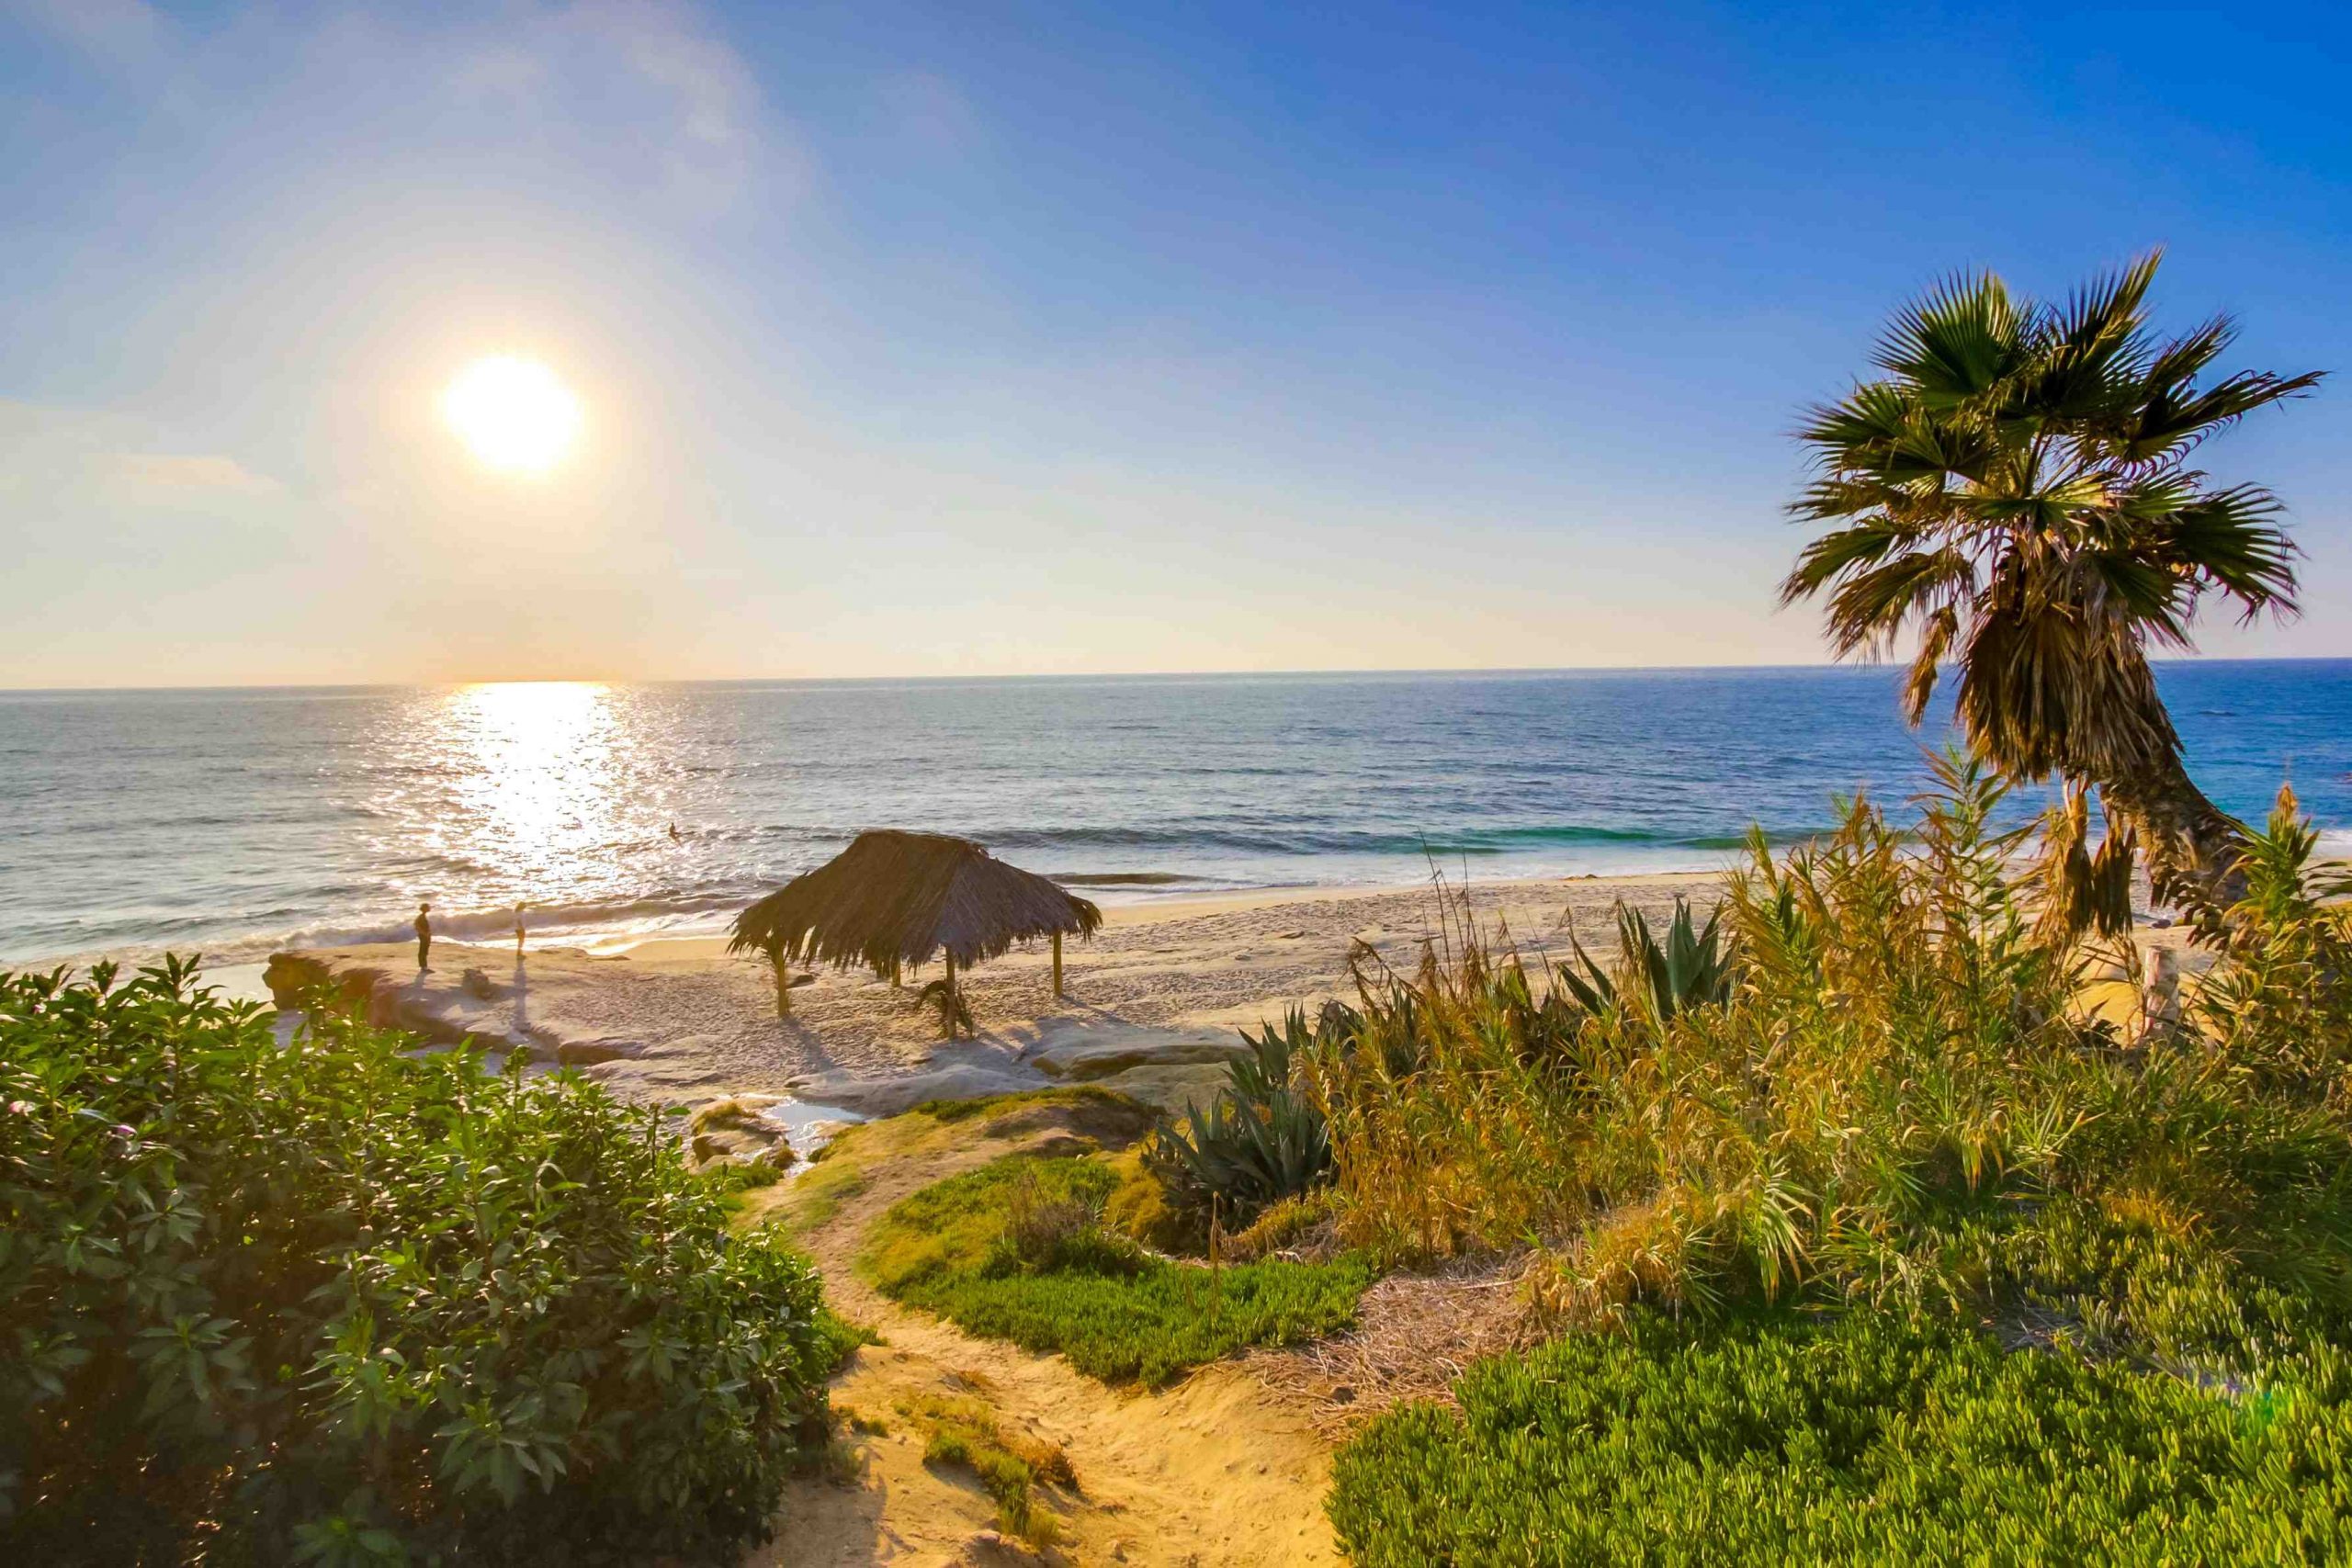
[{"xmin": 755, "ymin": 1098, "xmax": 867, "ymax": 1168}]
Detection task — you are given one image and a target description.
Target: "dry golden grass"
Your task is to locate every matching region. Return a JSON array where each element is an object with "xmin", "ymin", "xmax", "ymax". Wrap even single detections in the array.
[
  {"xmin": 1299, "ymin": 759, "xmax": 2352, "ymax": 1362},
  {"xmin": 1247, "ymin": 1253, "xmax": 1543, "ymax": 1438}
]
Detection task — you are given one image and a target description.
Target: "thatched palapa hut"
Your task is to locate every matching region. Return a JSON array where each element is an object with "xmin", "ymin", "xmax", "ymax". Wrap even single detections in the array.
[{"xmin": 728, "ymin": 829, "xmax": 1102, "ymax": 1033}]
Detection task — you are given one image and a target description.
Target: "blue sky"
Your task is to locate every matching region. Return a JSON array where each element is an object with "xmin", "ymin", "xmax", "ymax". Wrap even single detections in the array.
[{"xmin": 2, "ymin": 1, "xmax": 2346, "ymax": 685}]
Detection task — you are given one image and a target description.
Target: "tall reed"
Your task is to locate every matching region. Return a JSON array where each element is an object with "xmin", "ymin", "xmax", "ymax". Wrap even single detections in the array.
[{"xmin": 1305, "ymin": 754, "xmax": 2352, "ymax": 1371}]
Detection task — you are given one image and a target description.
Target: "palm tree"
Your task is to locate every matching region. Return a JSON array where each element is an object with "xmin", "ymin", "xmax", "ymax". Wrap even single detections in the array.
[{"xmin": 1782, "ymin": 253, "xmax": 2322, "ymax": 929}]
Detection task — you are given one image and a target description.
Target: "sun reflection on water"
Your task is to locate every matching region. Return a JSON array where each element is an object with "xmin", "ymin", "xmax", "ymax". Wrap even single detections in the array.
[
  {"xmin": 389, "ymin": 682, "xmax": 673, "ymax": 929},
  {"xmin": 448, "ymin": 682, "xmax": 619, "ymax": 866}
]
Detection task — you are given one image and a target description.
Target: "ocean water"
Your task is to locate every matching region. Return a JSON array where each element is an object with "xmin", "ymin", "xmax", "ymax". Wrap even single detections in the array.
[{"xmin": 3, "ymin": 663, "xmax": 2348, "ymax": 968}]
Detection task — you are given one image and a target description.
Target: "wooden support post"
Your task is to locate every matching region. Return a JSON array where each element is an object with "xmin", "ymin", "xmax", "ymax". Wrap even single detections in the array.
[
  {"xmin": 1051, "ymin": 931, "xmax": 1064, "ymax": 998},
  {"xmin": 770, "ymin": 949, "xmax": 790, "ymax": 1017},
  {"xmin": 944, "ymin": 951, "xmax": 960, "ymax": 1037}
]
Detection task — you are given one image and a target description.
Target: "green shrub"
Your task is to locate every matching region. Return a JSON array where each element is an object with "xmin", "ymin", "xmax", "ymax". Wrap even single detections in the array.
[
  {"xmin": 1101, "ymin": 1145, "xmax": 1194, "ymax": 1252},
  {"xmin": 2192, "ymin": 784, "xmax": 2352, "ymax": 1088},
  {"xmin": 860, "ymin": 1154, "xmax": 1371, "ymax": 1386},
  {"xmin": 0, "ymin": 959, "xmax": 842, "ymax": 1565},
  {"xmin": 1329, "ymin": 1311, "xmax": 2352, "ymax": 1565}
]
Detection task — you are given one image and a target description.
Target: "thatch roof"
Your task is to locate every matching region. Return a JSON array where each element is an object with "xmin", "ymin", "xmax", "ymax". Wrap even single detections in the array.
[{"xmin": 727, "ymin": 830, "xmax": 1103, "ymax": 975}]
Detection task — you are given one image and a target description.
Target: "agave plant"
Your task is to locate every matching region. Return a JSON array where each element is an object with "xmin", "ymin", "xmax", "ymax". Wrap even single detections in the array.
[
  {"xmin": 1146, "ymin": 1009, "xmax": 1332, "ymax": 1229},
  {"xmin": 1558, "ymin": 898, "xmax": 1738, "ymax": 1023}
]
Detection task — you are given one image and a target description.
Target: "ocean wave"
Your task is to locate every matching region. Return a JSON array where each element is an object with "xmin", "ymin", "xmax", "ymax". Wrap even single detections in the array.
[
  {"xmin": 705, "ymin": 819, "xmax": 1795, "ymax": 860},
  {"xmin": 976, "ymin": 822, "xmax": 1757, "ymax": 857},
  {"xmin": 20, "ymin": 669, "xmax": 2346, "ymax": 976},
  {"xmin": 283, "ymin": 890, "xmax": 759, "ymax": 948},
  {"xmin": 24, "ymin": 889, "xmax": 770, "ymax": 971},
  {"xmin": 1048, "ymin": 872, "xmax": 1200, "ymax": 887}
]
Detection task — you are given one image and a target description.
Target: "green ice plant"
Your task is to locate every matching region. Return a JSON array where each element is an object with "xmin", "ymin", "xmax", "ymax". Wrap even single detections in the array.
[
  {"xmin": 858, "ymin": 1152, "xmax": 1369, "ymax": 1387},
  {"xmin": 0, "ymin": 958, "xmax": 845, "ymax": 1565},
  {"xmin": 1329, "ymin": 1310, "xmax": 2352, "ymax": 1565}
]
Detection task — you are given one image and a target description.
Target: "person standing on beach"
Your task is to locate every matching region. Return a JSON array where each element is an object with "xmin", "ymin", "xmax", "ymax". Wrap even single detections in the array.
[
  {"xmin": 514, "ymin": 902, "xmax": 527, "ymax": 957},
  {"xmin": 414, "ymin": 903, "xmax": 433, "ymax": 970}
]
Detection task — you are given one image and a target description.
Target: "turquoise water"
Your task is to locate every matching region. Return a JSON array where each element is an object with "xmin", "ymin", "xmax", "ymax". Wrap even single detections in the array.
[{"xmin": 3, "ymin": 662, "xmax": 2347, "ymax": 967}]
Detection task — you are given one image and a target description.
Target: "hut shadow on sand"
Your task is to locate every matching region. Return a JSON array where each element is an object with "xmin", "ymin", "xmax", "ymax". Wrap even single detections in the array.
[{"xmin": 729, "ymin": 830, "xmax": 1102, "ymax": 1038}]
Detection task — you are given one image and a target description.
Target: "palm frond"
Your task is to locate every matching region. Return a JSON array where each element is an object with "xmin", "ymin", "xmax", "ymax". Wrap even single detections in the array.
[
  {"xmin": 1817, "ymin": 548, "xmax": 1978, "ymax": 659},
  {"xmin": 1789, "ymin": 252, "xmax": 2317, "ymax": 829},
  {"xmin": 2154, "ymin": 481, "xmax": 2300, "ymax": 617},
  {"xmin": 1872, "ymin": 271, "xmax": 2025, "ymax": 405}
]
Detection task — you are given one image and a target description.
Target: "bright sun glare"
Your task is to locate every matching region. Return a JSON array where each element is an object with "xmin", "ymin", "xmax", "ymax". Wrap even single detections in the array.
[{"xmin": 441, "ymin": 356, "xmax": 583, "ymax": 475}]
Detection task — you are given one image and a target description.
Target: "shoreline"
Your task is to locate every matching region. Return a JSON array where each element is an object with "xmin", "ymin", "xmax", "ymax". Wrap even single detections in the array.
[
  {"xmin": 596, "ymin": 863, "xmax": 1736, "ymax": 961},
  {"xmin": 257, "ymin": 871, "xmax": 1741, "ymax": 1116},
  {"xmin": 39, "ymin": 861, "xmax": 1751, "ymax": 1001}
]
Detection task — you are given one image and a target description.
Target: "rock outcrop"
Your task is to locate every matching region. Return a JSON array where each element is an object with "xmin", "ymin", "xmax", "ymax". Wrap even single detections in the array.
[
  {"xmin": 264, "ymin": 947, "xmax": 647, "ymax": 1068},
  {"xmin": 264, "ymin": 942, "xmax": 1253, "ymax": 1127},
  {"xmin": 686, "ymin": 1094, "xmax": 798, "ymax": 1173}
]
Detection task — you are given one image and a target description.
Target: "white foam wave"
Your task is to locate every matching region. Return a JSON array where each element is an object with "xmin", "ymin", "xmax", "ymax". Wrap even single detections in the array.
[{"xmin": 33, "ymin": 892, "xmax": 756, "ymax": 973}]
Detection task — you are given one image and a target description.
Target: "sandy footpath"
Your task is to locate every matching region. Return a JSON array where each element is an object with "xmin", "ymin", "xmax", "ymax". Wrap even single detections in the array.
[
  {"xmin": 743, "ymin": 1096, "xmax": 1347, "ymax": 1567},
  {"xmin": 266, "ymin": 871, "xmax": 1731, "ymax": 1112}
]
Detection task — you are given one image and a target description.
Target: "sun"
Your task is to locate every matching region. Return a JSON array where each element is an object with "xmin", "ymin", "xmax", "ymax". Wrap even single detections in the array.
[{"xmin": 441, "ymin": 355, "xmax": 583, "ymax": 474}]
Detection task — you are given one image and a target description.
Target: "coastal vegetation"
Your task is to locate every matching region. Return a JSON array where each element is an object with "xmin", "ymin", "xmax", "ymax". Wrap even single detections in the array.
[
  {"xmin": 1305, "ymin": 758, "xmax": 2352, "ymax": 1325},
  {"xmin": 1142, "ymin": 1011, "xmax": 1335, "ymax": 1244},
  {"xmin": 882, "ymin": 1385, "xmax": 1078, "ymax": 1549},
  {"xmin": 859, "ymin": 1149, "xmax": 1371, "ymax": 1387},
  {"xmin": 1782, "ymin": 252, "xmax": 2324, "ymax": 931},
  {"xmin": 0, "ymin": 961, "xmax": 848, "ymax": 1565},
  {"xmin": 1329, "ymin": 1310, "xmax": 2352, "ymax": 1563},
  {"xmin": 1276, "ymin": 761, "xmax": 2352, "ymax": 1560}
]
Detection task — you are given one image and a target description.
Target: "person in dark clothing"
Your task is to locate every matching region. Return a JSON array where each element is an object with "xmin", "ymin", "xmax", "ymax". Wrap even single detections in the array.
[{"xmin": 414, "ymin": 903, "xmax": 433, "ymax": 970}]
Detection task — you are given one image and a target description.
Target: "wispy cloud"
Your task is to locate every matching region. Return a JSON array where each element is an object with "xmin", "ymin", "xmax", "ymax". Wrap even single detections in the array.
[
  {"xmin": 591, "ymin": 1, "xmax": 765, "ymax": 204},
  {"xmin": 441, "ymin": 0, "xmax": 787, "ymax": 213},
  {"xmin": 5, "ymin": 0, "xmax": 169, "ymax": 74},
  {"xmin": 12, "ymin": 1, "xmax": 789, "ymax": 216},
  {"xmin": 108, "ymin": 452, "xmax": 281, "ymax": 497},
  {"xmin": 0, "ymin": 403, "xmax": 280, "ymax": 513}
]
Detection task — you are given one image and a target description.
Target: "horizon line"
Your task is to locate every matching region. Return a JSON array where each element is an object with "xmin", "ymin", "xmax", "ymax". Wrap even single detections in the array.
[{"xmin": 6, "ymin": 652, "xmax": 2348, "ymax": 697}]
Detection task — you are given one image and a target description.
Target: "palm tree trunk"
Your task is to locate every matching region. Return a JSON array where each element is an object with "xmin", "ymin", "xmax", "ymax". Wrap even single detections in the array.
[{"xmin": 2097, "ymin": 751, "xmax": 2247, "ymax": 931}]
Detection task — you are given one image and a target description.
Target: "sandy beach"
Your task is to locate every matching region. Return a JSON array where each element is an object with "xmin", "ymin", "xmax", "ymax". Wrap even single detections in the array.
[{"xmin": 266, "ymin": 870, "xmax": 1735, "ymax": 1115}]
